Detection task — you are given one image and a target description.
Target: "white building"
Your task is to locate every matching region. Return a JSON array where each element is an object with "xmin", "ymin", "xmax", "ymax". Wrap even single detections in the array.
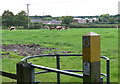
[{"xmin": 73, "ymin": 18, "xmax": 98, "ymax": 23}]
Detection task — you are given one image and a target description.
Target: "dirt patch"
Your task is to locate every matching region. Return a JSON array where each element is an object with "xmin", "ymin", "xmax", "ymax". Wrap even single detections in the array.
[{"xmin": 1, "ymin": 44, "xmax": 73, "ymax": 56}]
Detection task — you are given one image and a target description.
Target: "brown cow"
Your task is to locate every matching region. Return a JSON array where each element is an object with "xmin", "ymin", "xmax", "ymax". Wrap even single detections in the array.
[
  {"xmin": 49, "ymin": 26, "xmax": 56, "ymax": 30},
  {"xmin": 56, "ymin": 26, "xmax": 63, "ymax": 30},
  {"xmin": 63, "ymin": 26, "xmax": 70, "ymax": 30}
]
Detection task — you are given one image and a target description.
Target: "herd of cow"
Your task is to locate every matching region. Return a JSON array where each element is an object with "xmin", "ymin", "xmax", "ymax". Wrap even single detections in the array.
[
  {"xmin": 43, "ymin": 26, "xmax": 70, "ymax": 30},
  {"xmin": 9, "ymin": 26, "xmax": 70, "ymax": 31}
]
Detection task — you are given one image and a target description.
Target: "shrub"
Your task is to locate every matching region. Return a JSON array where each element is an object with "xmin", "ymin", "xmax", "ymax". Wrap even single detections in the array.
[{"xmin": 69, "ymin": 23, "xmax": 117, "ymax": 28}]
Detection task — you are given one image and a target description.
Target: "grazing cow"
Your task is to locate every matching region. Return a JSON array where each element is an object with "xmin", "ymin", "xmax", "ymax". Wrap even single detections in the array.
[
  {"xmin": 49, "ymin": 26, "xmax": 56, "ymax": 30},
  {"xmin": 10, "ymin": 26, "xmax": 16, "ymax": 31},
  {"xmin": 56, "ymin": 26, "xmax": 63, "ymax": 30},
  {"xmin": 43, "ymin": 26, "xmax": 49, "ymax": 29},
  {"xmin": 63, "ymin": 26, "xmax": 70, "ymax": 30}
]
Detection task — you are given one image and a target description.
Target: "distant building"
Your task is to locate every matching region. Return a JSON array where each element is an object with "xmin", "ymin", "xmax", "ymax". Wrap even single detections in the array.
[
  {"xmin": 43, "ymin": 20, "xmax": 62, "ymax": 24},
  {"xmin": 30, "ymin": 19, "xmax": 62, "ymax": 24},
  {"xmin": 73, "ymin": 18, "xmax": 99, "ymax": 23},
  {"xmin": 30, "ymin": 19, "xmax": 42, "ymax": 23},
  {"xmin": 30, "ymin": 16, "xmax": 62, "ymax": 24}
]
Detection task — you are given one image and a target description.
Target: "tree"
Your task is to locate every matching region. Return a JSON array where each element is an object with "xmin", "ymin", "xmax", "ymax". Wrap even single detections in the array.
[
  {"xmin": 61, "ymin": 16, "xmax": 73, "ymax": 25},
  {"xmin": 15, "ymin": 11, "xmax": 28, "ymax": 27},
  {"xmin": 99, "ymin": 14, "xmax": 110, "ymax": 23},
  {"xmin": 2, "ymin": 10, "xmax": 14, "ymax": 27},
  {"xmin": 2, "ymin": 10, "xmax": 29, "ymax": 29},
  {"xmin": 43, "ymin": 17, "xmax": 52, "ymax": 21},
  {"xmin": 108, "ymin": 17, "xmax": 115, "ymax": 24}
]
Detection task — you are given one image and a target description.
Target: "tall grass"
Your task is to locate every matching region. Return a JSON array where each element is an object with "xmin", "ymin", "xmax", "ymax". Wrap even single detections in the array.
[{"xmin": 1, "ymin": 28, "xmax": 118, "ymax": 82}]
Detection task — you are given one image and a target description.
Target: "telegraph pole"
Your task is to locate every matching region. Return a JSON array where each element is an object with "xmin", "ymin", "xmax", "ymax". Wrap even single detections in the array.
[{"xmin": 26, "ymin": 4, "xmax": 30, "ymax": 30}]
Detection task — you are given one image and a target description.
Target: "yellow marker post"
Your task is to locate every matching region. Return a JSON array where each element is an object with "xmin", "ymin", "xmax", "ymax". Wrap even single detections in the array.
[{"xmin": 82, "ymin": 32, "xmax": 101, "ymax": 83}]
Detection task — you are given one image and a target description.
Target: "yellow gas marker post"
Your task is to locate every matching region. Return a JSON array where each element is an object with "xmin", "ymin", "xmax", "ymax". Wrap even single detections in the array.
[{"xmin": 82, "ymin": 32, "xmax": 101, "ymax": 83}]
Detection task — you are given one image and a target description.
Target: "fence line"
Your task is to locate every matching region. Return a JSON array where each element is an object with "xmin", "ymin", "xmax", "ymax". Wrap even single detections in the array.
[{"xmin": 0, "ymin": 71, "xmax": 17, "ymax": 79}]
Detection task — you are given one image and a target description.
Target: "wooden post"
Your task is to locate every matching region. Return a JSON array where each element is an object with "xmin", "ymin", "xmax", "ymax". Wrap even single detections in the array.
[
  {"xmin": 82, "ymin": 32, "xmax": 101, "ymax": 83},
  {"xmin": 17, "ymin": 61, "xmax": 35, "ymax": 84}
]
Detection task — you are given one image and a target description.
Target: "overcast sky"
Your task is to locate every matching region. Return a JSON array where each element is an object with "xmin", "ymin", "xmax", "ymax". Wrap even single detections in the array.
[{"xmin": 0, "ymin": 0, "xmax": 119, "ymax": 17}]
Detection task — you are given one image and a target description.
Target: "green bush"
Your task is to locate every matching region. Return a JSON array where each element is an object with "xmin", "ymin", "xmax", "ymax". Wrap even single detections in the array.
[{"xmin": 69, "ymin": 23, "xmax": 117, "ymax": 28}]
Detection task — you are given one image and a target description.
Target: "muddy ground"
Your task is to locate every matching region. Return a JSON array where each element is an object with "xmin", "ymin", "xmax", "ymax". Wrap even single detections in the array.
[{"xmin": 1, "ymin": 44, "xmax": 73, "ymax": 56}]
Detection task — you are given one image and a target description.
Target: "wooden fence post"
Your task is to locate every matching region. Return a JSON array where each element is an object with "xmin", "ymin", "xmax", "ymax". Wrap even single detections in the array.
[
  {"xmin": 17, "ymin": 61, "xmax": 35, "ymax": 84},
  {"xmin": 82, "ymin": 32, "xmax": 101, "ymax": 83}
]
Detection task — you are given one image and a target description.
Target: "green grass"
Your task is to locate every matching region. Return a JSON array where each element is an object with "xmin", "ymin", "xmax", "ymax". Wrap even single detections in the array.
[{"xmin": 1, "ymin": 28, "xmax": 118, "ymax": 82}]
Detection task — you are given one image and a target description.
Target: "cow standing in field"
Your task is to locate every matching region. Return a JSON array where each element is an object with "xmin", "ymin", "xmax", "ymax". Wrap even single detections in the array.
[
  {"xmin": 56, "ymin": 26, "xmax": 63, "ymax": 30},
  {"xmin": 10, "ymin": 26, "xmax": 16, "ymax": 31},
  {"xmin": 49, "ymin": 26, "xmax": 56, "ymax": 30},
  {"xmin": 43, "ymin": 26, "xmax": 49, "ymax": 29},
  {"xmin": 63, "ymin": 26, "xmax": 70, "ymax": 30}
]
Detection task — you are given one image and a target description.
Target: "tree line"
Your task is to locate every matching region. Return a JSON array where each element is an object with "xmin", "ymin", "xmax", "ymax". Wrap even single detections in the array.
[
  {"xmin": 2, "ymin": 10, "xmax": 28, "ymax": 29},
  {"xmin": 1, "ymin": 10, "xmax": 119, "ymax": 29}
]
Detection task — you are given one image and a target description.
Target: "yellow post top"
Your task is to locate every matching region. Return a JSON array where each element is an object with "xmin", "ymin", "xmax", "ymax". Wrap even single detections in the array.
[
  {"xmin": 82, "ymin": 32, "xmax": 100, "ymax": 62},
  {"xmin": 83, "ymin": 32, "xmax": 100, "ymax": 36}
]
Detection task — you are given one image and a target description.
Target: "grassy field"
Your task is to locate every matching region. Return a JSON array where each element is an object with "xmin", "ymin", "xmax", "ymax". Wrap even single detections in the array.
[{"xmin": 1, "ymin": 28, "xmax": 118, "ymax": 82}]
